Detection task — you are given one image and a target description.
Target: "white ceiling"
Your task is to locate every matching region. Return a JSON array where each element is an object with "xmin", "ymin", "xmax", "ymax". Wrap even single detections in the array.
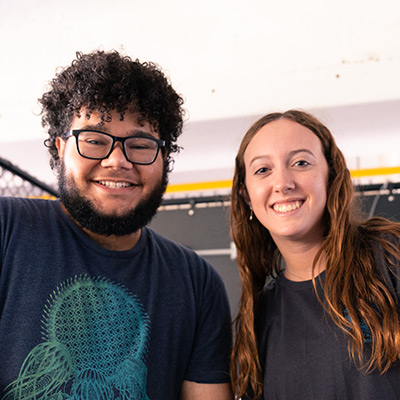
[{"xmin": 0, "ymin": 0, "xmax": 399, "ymax": 190}]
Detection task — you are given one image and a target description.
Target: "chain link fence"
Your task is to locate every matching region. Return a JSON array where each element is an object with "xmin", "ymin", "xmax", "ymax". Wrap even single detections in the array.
[{"xmin": 0, "ymin": 156, "xmax": 58, "ymax": 198}]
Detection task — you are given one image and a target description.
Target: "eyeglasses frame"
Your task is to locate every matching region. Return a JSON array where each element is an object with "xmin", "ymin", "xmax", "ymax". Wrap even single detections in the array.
[{"xmin": 66, "ymin": 129, "xmax": 166, "ymax": 165}]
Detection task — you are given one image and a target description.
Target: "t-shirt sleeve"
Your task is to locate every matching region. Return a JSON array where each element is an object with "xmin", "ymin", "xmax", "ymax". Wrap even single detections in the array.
[{"xmin": 183, "ymin": 267, "xmax": 232, "ymax": 383}]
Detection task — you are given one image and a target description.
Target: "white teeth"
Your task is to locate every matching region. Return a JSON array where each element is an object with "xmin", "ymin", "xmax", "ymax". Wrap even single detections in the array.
[
  {"xmin": 98, "ymin": 181, "xmax": 133, "ymax": 188},
  {"xmin": 273, "ymin": 201, "xmax": 302, "ymax": 213}
]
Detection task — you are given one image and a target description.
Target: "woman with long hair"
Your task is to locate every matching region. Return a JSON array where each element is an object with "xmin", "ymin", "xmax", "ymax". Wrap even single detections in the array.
[{"xmin": 230, "ymin": 110, "xmax": 400, "ymax": 399}]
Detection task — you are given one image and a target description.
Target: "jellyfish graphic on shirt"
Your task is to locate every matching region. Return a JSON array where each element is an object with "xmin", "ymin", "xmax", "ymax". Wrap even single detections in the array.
[{"xmin": 3, "ymin": 275, "xmax": 150, "ymax": 400}]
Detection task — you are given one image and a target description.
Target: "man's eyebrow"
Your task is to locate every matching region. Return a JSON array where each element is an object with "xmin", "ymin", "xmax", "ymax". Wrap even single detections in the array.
[
  {"xmin": 74, "ymin": 125, "xmax": 156, "ymax": 138},
  {"xmin": 73, "ymin": 123, "xmax": 106, "ymax": 132},
  {"xmin": 129, "ymin": 130, "xmax": 157, "ymax": 139}
]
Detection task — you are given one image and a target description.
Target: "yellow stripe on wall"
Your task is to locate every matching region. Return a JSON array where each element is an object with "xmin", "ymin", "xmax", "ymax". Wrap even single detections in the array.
[
  {"xmin": 166, "ymin": 167, "xmax": 400, "ymax": 194},
  {"xmin": 350, "ymin": 166, "xmax": 400, "ymax": 178},
  {"xmin": 166, "ymin": 180, "xmax": 232, "ymax": 193}
]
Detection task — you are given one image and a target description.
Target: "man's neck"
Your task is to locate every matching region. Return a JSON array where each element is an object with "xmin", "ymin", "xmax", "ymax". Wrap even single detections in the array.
[{"xmin": 82, "ymin": 227, "xmax": 142, "ymax": 251}]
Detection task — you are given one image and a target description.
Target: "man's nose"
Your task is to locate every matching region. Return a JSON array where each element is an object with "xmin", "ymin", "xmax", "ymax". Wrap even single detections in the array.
[{"xmin": 101, "ymin": 143, "xmax": 133, "ymax": 169}]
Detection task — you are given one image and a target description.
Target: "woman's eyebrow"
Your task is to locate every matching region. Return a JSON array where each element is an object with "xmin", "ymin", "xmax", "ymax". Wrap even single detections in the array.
[
  {"xmin": 249, "ymin": 148, "xmax": 315, "ymax": 166},
  {"xmin": 248, "ymin": 154, "xmax": 271, "ymax": 167},
  {"xmin": 289, "ymin": 148, "xmax": 315, "ymax": 157}
]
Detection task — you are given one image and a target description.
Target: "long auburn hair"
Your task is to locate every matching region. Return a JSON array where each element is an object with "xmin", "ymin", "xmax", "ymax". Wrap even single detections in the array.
[{"xmin": 230, "ymin": 110, "xmax": 400, "ymax": 399}]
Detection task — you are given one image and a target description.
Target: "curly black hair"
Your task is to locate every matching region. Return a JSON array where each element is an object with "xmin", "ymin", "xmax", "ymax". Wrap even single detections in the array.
[{"xmin": 39, "ymin": 50, "xmax": 185, "ymax": 171}]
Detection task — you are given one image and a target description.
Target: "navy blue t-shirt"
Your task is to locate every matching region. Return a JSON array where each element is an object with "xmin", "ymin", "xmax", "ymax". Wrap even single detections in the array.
[{"xmin": 0, "ymin": 197, "xmax": 232, "ymax": 399}]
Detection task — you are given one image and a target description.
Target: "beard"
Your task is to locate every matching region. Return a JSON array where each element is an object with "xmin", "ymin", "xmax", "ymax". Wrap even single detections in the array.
[{"xmin": 58, "ymin": 162, "xmax": 168, "ymax": 237}]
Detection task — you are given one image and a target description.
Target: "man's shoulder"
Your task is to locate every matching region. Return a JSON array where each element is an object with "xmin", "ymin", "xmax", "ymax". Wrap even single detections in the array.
[
  {"xmin": 0, "ymin": 197, "xmax": 59, "ymax": 225},
  {"xmin": 0, "ymin": 196, "xmax": 56, "ymax": 212},
  {"xmin": 0, "ymin": 195, "xmax": 54, "ymax": 205}
]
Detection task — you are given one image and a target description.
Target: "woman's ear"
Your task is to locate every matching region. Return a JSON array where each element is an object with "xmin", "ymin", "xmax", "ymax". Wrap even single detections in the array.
[{"xmin": 239, "ymin": 185, "xmax": 252, "ymax": 208}]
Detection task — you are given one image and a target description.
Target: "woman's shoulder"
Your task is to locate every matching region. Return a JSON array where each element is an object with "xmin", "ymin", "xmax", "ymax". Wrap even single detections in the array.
[
  {"xmin": 262, "ymin": 274, "xmax": 280, "ymax": 293},
  {"xmin": 368, "ymin": 228, "xmax": 400, "ymax": 303}
]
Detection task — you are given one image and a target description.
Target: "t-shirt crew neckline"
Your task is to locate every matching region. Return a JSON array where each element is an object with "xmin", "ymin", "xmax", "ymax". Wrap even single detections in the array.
[
  {"xmin": 53, "ymin": 199, "xmax": 148, "ymax": 258},
  {"xmin": 278, "ymin": 270, "xmax": 326, "ymax": 291}
]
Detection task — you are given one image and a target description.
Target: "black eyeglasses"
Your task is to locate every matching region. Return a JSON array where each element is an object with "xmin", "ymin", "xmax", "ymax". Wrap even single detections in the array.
[{"xmin": 66, "ymin": 130, "xmax": 165, "ymax": 165}]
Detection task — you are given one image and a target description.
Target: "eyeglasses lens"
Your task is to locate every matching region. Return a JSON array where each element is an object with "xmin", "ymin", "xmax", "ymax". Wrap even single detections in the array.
[{"xmin": 77, "ymin": 131, "xmax": 159, "ymax": 164}]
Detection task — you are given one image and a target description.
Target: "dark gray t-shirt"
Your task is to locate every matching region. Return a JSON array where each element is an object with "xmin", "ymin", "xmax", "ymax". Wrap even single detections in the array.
[
  {"xmin": 0, "ymin": 197, "xmax": 232, "ymax": 399},
  {"xmin": 256, "ymin": 269, "xmax": 400, "ymax": 400}
]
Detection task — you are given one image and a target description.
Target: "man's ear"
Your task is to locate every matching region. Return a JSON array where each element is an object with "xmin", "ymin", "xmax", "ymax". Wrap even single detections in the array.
[{"xmin": 55, "ymin": 136, "xmax": 65, "ymax": 158}]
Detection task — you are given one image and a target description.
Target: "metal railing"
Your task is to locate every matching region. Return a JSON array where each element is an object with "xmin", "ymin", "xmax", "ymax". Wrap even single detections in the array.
[{"xmin": 0, "ymin": 156, "xmax": 58, "ymax": 198}]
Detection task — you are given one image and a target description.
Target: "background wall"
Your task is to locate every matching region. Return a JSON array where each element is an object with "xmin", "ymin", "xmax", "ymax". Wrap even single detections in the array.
[
  {"xmin": 1, "ymin": 0, "xmax": 400, "ymax": 313},
  {"xmin": 1, "ymin": 0, "xmax": 399, "ymax": 193}
]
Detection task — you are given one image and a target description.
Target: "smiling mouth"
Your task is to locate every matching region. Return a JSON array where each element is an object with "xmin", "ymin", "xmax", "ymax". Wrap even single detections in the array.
[
  {"xmin": 96, "ymin": 181, "xmax": 135, "ymax": 189},
  {"xmin": 273, "ymin": 200, "xmax": 303, "ymax": 213}
]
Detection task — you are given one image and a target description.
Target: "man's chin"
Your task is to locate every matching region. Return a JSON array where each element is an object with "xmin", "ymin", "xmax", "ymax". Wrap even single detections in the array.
[
  {"xmin": 61, "ymin": 196, "xmax": 161, "ymax": 237},
  {"xmin": 91, "ymin": 207, "xmax": 135, "ymax": 220},
  {"xmin": 58, "ymin": 160, "xmax": 168, "ymax": 237},
  {"xmin": 59, "ymin": 183, "xmax": 166, "ymax": 237}
]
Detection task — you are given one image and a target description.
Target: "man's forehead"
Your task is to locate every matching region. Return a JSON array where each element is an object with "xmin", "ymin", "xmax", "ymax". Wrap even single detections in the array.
[
  {"xmin": 75, "ymin": 108, "xmax": 154, "ymax": 126},
  {"xmin": 70, "ymin": 108, "xmax": 159, "ymax": 138}
]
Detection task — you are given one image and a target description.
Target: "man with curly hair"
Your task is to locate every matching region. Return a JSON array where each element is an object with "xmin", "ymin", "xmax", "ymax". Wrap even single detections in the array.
[{"xmin": 0, "ymin": 50, "xmax": 233, "ymax": 400}]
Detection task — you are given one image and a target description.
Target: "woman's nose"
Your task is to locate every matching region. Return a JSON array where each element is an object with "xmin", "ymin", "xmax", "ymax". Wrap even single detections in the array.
[{"xmin": 273, "ymin": 169, "xmax": 295, "ymax": 193}]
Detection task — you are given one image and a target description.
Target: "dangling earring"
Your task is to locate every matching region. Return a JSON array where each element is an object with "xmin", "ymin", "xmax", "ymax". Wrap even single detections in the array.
[{"xmin": 249, "ymin": 209, "xmax": 253, "ymax": 221}]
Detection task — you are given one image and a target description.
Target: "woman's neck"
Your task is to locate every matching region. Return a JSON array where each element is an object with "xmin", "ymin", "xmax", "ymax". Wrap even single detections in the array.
[{"xmin": 276, "ymin": 238, "xmax": 326, "ymax": 282}]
